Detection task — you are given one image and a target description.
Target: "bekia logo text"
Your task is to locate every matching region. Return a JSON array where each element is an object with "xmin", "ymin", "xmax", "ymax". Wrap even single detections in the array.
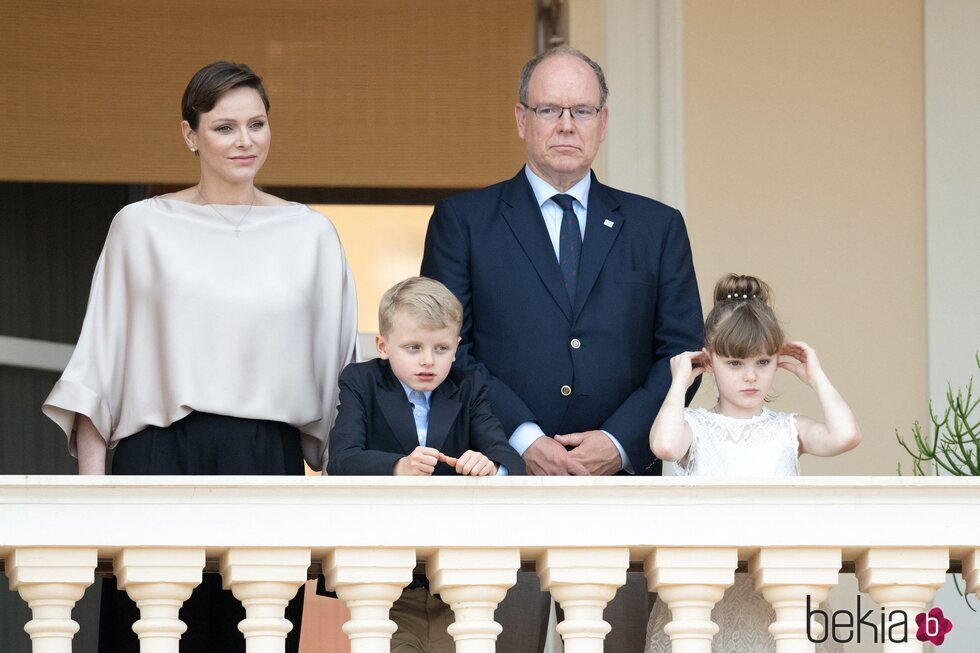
[{"xmin": 806, "ymin": 596, "xmax": 953, "ymax": 645}]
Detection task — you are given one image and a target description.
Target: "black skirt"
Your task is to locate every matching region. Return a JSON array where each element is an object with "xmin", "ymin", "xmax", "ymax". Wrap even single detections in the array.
[{"xmin": 99, "ymin": 412, "xmax": 306, "ymax": 653}]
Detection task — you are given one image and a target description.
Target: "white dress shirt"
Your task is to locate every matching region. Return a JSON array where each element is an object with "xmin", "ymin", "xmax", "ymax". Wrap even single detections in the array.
[{"xmin": 508, "ymin": 166, "xmax": 632, "ymax": 473}]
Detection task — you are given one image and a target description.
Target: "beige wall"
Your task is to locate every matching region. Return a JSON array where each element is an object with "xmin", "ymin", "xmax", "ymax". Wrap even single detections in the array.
[
  {"xmin": 315, "ymin": 205, "xmax": 431, "ymax": 334},
  {"xmin": 679, "ymin": 0, "xmax": 927, "ymax": 475}
]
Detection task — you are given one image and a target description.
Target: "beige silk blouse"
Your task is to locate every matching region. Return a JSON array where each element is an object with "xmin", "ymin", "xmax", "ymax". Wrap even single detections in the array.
[{"xmin": 43, "ymin": 197, "xmax": 359, "ymax": 470}]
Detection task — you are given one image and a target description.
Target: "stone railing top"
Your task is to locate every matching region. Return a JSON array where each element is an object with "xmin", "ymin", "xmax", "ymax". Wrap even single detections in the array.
[{"xmin": 1, "ymin": 476, "xmax": 978, "ymax": 560}]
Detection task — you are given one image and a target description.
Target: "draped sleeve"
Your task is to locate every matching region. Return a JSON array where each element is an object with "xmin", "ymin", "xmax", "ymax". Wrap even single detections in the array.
[
  {"xmin": 42, "ymin": 205, "xmax": 139, "ymax": 455},
  {"xmin": 302, "ymin": 219, "xmax": 359, "ymax": 470}
]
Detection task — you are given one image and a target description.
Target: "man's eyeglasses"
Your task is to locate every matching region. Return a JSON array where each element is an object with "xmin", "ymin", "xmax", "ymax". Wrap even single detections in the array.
[{"xmin": 521, "ymin": 104, "xmax": 602, "ymax": 122}]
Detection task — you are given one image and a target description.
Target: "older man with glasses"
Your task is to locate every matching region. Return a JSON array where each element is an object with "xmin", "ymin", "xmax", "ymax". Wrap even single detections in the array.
[{"xmin": 421, "ymin": 46, "xmax": 703, "ymax": 652}]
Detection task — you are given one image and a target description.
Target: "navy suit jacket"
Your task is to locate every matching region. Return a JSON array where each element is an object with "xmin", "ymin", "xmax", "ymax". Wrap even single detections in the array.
[
  {"xmin": 421, "ymin": 169, "xmax": 703, "ymax": 474},
  {"xmin": 326, "ymin": 358, "xmax": 526, "ymax": 476}
]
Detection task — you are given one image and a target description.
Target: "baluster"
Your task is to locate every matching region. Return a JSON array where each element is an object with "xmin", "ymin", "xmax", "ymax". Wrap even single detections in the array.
[
  {"xmin": 645, "ymin": 547, "xmax": 737, "ymax": 653},
  {"xmin": 5, "ymin": 547, "xmax": 97, "ymax": 653},
  {"xmin": 426, "ymin": 547, "xmax": 520, "ymax": 653},
  {"xmin": 750, "ymin": 547, "xmax": 841, "ymax": 653},
  {"xmin": 536, "ymin": 548, "xmax": 629, "ymax": 653},
  {"xmin": 113, "ymin": 548, "xmax": 205, "ymax": 653},
  {"xmin": 220, "ymin": 548, "xmax": 311, "ymax": 653},
  {"xmin": 855, "ymin": 548, "xmax": 948, "ymax": 653},
  {"xmin": 965, "ymin": 548, "xmax": 980, "ymax": 600},
  {"xmin": 323, "ymin": 548, "xmax": 416, "ymax": 653}
]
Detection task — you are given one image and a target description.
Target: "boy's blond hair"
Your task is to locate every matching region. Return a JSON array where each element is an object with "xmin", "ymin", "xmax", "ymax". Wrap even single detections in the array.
[{"xmin": 378, "ymin": 277, "xmax": 463, "ymax": 337}]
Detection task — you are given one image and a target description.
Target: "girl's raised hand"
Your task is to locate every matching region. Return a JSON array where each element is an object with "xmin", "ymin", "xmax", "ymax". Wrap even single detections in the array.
[
  {"xmin": 778, "ymin": 341, "xmax": 825, "ymax": 386},
  {"xmin": 781, "ymin": 340, "xmax": 862, "ymax": 457},
  {"xmin": 670, "ymin": 350, "xmax": 708, "ymax": 389}
]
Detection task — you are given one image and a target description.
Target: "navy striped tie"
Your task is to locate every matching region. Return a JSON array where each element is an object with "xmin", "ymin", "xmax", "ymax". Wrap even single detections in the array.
[{"xmin": 552, "ymin": 193, "xmax": 581, "ymax": 301}]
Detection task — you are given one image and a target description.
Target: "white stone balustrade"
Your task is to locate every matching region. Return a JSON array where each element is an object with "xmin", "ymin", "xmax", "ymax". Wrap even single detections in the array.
[
  {"xmin": 2, "ymin": 476, "xmax": 980, "ymax": 652},
  {"xmin": 644, "ymin": 547, "xmax": 737, "ymax": 653}
]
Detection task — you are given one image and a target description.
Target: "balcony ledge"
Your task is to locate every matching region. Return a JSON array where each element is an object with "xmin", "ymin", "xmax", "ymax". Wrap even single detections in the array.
[{"xmin": 2, "ymin": 476, "xmax": 977, "ymax": 562}]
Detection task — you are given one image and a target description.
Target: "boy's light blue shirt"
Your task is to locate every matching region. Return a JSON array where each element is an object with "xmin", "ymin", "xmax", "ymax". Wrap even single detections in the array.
[
  {"xmin": 509, "ymin": 165, "xmax": 632, "ymax": 473},
  {"xmin": 398, "ymin": 380, "xmax": 508, "ymax": 475},
  {"xmin": 400, "ymin": 382, "xmax": 432, "ymax": 447}
]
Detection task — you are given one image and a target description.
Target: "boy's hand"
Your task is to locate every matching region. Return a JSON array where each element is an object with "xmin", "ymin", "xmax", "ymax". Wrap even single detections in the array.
[
  {"xmin": 669, "ymin": 350, "xmax": 708, "ymax": 389},
  {"xmin": 394, "ymin": 446, "xmax": 441, "ymax": 476},
  {"xmin": 439, "ymin": 450, "xmax": 497, "ymax": 476},
  {"xmin": 779, "ymin": 341, "xmax": 825, "ymax": 387}
]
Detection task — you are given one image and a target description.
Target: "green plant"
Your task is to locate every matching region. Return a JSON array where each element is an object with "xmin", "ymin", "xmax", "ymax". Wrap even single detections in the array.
[
  {"xmin": 896, "ymin": 352, "xmax": 979, "ymax": 610},
  {"xmin": 897, "ymin": 353, "xmax": 979, "ymax": 477}
]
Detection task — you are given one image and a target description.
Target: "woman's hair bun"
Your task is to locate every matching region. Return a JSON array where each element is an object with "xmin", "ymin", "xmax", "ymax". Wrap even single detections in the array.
[{"xmin": 713, "ymin": 273, "xmax": 773, "ymax": 306}]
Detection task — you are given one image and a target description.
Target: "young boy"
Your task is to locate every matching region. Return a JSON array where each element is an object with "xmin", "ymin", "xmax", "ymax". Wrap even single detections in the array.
[{"xmin": 325, "ymin": 276, "xmax": 525, "ymax": 652}]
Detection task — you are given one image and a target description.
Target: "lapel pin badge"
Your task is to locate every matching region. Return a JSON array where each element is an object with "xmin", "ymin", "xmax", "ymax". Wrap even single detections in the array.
[{"xmin": 603, "ymin": 219, "xmax": 615, "ymax": 228}]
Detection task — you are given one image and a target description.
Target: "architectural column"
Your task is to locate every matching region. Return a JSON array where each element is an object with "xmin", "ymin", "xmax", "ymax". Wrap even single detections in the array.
[
  {"xmin": 426, "ymin": 548, "xmax": 520, "ymax": 653},
  {"xmin": 4, "ymin": 547, "xmax": 97, "ymax": 653},
  {"xmin": 219, "ymin": 548, "xmax": 311, "ymax": 653},
  {"xmin": 965, "ymin": 548, "xmax": 980, "ymax": 600},
  {"xmin": 644, "ymin": 547, "xmax": 737, "ymax": 653},
  {"xmin": 855, "ymin": 548, "xmax": 949, "ymax": 653},
  {"xmin": 536, "ymin": 548, "xmax": 629, "ymax": 653},
  {"xmin": 749, "ymin": 547, "xmax": 842, "ymax": 653},
  {"xmin": 588, "ymin": 0, "xmax": 685, "ymax": 210},
  {"xmin": 113, "ymin": 548, "xmax": 205, "ymax": 653},
  {"xmin": 322, "ymin": 548, "xmax": 416, "ymax": 653}
]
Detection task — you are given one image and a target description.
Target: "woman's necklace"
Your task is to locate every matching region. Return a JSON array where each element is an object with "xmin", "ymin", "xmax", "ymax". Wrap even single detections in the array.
[{"xmin": 197, "ymin": 186, "xmax": 256, "ymax": 237}]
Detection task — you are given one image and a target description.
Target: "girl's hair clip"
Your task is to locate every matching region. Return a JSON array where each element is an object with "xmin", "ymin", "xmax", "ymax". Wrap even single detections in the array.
[{"xmin": 726, "ymin": 293, "xmax": 755, "ymax": 300}]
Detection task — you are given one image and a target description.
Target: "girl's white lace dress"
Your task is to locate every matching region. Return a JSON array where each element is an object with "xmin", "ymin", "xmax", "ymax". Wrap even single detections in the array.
[{"xmin": 644, "ymin": 407, "xmax": 843, "ymax": 653}]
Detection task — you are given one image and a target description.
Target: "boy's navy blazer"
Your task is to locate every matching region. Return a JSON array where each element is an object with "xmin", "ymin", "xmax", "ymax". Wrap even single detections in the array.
[
  {"xmin": 421, "ymin": 169, "xmax": 703, "ymax": 474},
  {"xmin": 326, "ymin": 358, "xmax": 526, "ymax": 476}
]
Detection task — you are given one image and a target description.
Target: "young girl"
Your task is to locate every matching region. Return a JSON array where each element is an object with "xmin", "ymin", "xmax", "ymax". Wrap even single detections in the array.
[{"xmin": 644, "ymin": 273, "xmax": 861, "ymax": 653}]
